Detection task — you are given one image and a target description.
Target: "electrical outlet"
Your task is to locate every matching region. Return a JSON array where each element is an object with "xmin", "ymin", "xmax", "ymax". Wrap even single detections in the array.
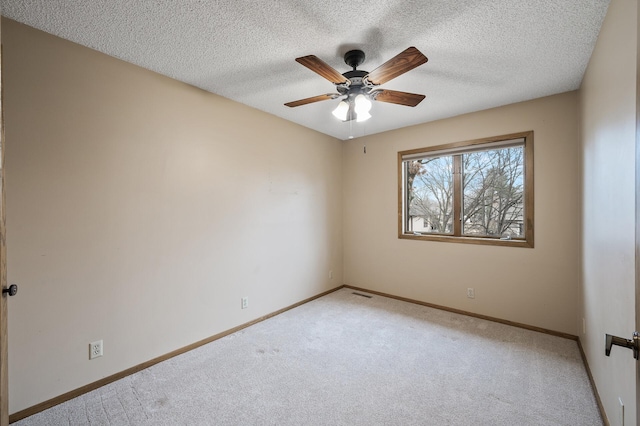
[
  {"xmin": 619, "ymin": 397, "xmax": 624, "ymax": 426},
  {"xmin": 467, "ymin": 288, "xmax": 475, "ymax": 299},
  {"xmin": 329, "ymin": 270, "xmax": 333, "ymax": 280},
  {"xmin": 89, "ymin": 340, "xmax": 103, "ymax": 360},
  {"xmin": 241, "ymin": 296, "xmax": 249, "ymax": 309}
]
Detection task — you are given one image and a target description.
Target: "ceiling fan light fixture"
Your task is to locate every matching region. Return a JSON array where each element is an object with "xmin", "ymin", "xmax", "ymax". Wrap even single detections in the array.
[
  {"xmin": 332, "ymin": 100, "xmax": 349, "ymax": 121},
  {"xmin": 286, "ymin": 47, "xmax": 428, "ymax": 126},
  {"xmin": 354, "ymin": 94, "xmax": 372, "ymax": 113},
  {"xmin": 356, "ymin": 110, "xmax": 372, "ymax": 122},
  {"xmin": 354, "ymin": 94, "xmax": 372, "ymax": 122}
]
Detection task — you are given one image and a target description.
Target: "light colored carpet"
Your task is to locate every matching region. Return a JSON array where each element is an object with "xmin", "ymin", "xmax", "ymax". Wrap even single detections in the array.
[{"xmin": 13, "ymin": 288, "xmax": 603, "ymax": 425}]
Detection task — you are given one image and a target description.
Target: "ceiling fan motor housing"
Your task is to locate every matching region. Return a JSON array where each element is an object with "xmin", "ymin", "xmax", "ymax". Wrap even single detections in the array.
[
  {"xmin": 344, "ymin": 49, "xmax": 366, "ymax": 70},
  {"xmin": 338, "ymin": 69, "xmax": 369, "ymax": 96},
  {"xmin": 340, "ymin": 50, "xmax": 373, "ymax": 98}
]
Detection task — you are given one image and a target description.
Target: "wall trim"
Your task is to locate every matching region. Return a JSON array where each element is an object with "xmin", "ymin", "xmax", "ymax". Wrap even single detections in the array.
[
  {"xmin": 577, "ymin": 338, "xmax": 610, "ymax": 426},
  {"xmin": 9, "ymin": 285, "xmax": 344, "ymax": 423},
  {"xmin": 345, "ymin": 285, "xmax": 607, "ymax": 421},
  {"xmin": 11, "ymin": 284, "xmax": 605, "ymax": 423},
  {"xmin": 344, "ymin": 284, "xmax": 577, "ymax": 340}
]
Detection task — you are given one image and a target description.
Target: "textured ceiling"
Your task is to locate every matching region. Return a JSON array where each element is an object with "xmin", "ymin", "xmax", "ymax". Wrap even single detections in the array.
[{"xmin": 3, "ymin": 1, "xmax": 610, "ymax": 140}]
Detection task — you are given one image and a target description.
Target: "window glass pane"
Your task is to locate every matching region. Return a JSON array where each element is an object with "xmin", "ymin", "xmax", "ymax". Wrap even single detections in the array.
[
  {"xmin": 406, "ymin": 156, "xmax": 454, "ymax": 234},
  {"xmin": 462, "ymin": 146, "xmax": 524, "ymax": 238}
]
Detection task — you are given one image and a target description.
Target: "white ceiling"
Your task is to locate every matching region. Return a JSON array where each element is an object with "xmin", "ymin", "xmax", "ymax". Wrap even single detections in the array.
[{"xmin": 3, "ymin": 1, "xmax": 610, "ymax": 140}]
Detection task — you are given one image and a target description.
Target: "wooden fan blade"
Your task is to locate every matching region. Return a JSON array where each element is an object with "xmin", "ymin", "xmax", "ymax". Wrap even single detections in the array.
[
  {"xmin": 284, "ymin": 93, "xmax": 338, "ymax": 107},
  {"xmin": 365, "ymin": 47, "xmax": 428, "ymax": 85},
  {"xmin": 373, "ymin": 90, "xmax": 426, "ymax": 107},
  {"xmin": 295, "ymin": 55, "xmax": 349, "ymax": 84}
]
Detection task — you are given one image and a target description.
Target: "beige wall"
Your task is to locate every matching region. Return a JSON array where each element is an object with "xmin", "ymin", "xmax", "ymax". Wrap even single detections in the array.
[
  {"xmin": 2, "ymin": 18, "xmax": 343, "ymax": 413},
  {"xmin": 343, "ymin": 91, "xmax": 582, "ymax": 335},
  {"xmin": 580, "ymin": 1, "xmax": 637, "ymax": 425},
  {"xmin": 3, "ymin": 2, "xmax": 636, "ymax": 421}
]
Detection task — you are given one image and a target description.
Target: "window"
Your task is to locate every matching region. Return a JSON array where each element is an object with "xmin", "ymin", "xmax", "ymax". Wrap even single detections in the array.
[{"xmin": 398, "ymin": 131, "xmax": 534, "ymax": 247}]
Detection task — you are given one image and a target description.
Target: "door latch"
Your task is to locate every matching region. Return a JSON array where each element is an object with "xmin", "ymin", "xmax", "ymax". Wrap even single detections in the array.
[{"xmin": 605, "ymin": 332, "xmax": 639, "ymax": 360}]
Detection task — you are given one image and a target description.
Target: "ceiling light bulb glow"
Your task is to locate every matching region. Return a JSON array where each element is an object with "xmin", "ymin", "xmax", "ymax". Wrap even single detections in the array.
[
  {"xmin": 356, "ymin": 110, "xmax": 371, "ymax": 122},
  {"xmin": 332, "ymin": 101, "xmax": 349, "ymax": 121},
  {"xmin": 354, "ymin": 94, "xmax": 372, "ymax": 122},
  {"xmin": 354, "ymin": 94, "xmax": 372, "ymax": 113}
]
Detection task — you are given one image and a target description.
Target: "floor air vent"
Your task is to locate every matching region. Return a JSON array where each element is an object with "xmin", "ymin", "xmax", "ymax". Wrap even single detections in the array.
[{"xmin": 352, "ymin": 292, "xmax": 373, "ymax": 298}]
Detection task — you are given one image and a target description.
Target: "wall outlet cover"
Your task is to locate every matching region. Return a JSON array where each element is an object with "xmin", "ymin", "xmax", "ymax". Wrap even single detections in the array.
[
  {"xmin": 89, "ymin": 340, "xmax": 103, "ymax": 360},
  {"xmin": 619, "ymin": 397, "xmax": 624, "ymax": 426}
]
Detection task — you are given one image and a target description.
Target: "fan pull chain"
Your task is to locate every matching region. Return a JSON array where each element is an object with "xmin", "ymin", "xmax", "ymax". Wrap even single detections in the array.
[{"xmin": 349, "ymin": 116, "xmax": 353, "ymax": 140}]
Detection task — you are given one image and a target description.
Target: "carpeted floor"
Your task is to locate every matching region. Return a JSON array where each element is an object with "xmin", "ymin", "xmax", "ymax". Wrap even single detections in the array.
[{"xmin": 13, "ymin": 288, "xmax": 603, "ymax": 425}]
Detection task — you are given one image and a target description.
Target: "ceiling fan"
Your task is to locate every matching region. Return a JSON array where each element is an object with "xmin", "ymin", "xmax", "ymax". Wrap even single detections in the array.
[{"xmin": 285, "ymin": 47, "xmax": 428, "ymax": 122}]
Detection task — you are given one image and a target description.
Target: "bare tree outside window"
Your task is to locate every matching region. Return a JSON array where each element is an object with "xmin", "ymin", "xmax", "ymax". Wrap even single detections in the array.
[
  {"xmin": 399, "ymin": 131, "xmax": 533, "ymax": 248},
  {"xmin": 462, "ymin": 147, "xmax": 524, "ymax": 238},
  {"xmin": 407, "ymin": 156, "xmax": 453, "ymax": 233}
]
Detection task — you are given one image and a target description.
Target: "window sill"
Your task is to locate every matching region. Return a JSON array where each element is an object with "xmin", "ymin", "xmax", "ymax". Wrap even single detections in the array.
[{"xmin": 398, "ymin": 233, "xmax": 534, "ymax": 248}]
